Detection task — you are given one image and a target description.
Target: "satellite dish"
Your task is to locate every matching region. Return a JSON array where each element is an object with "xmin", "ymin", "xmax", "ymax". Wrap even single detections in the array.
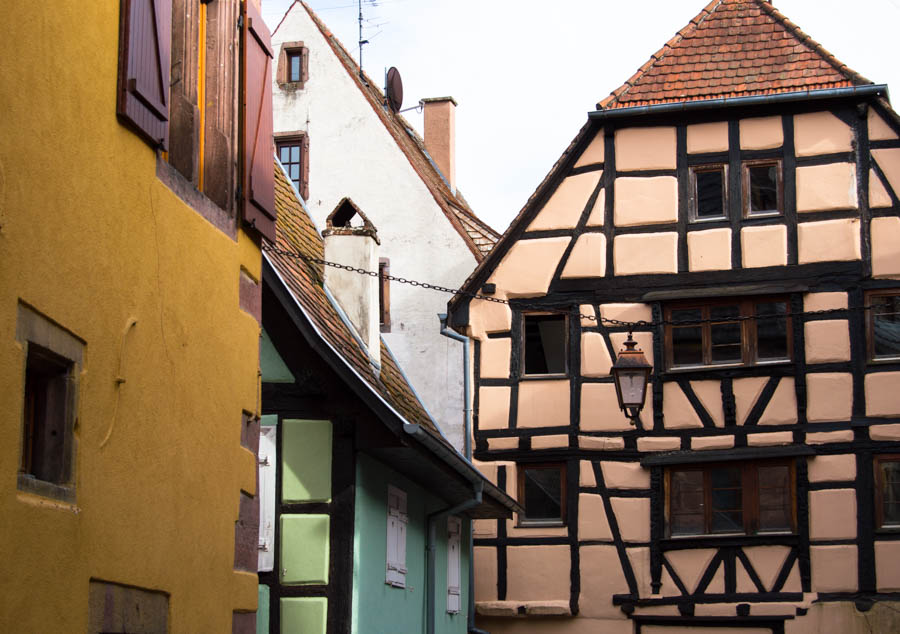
[{"xmin": 386, "ymin": 67, "xmax": 403, "ymax": 113}]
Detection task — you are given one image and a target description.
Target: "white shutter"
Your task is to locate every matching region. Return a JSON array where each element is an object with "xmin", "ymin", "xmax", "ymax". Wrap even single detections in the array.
[
  {"xmin": 447, "ymin": 516, "xmax": 461, "ymax": 613},
  {"xmin": 257, "ymin": 425, "xmax": 277, "ymax": 572},
  {"xmin": 386, "ymin": 485, "xmax": 408, "ymax": 587}
]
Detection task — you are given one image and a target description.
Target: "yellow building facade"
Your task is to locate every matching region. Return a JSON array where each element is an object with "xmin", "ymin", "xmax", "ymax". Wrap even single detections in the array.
[{"xmin": 0, "ymin": 0, "xmax": 274, "ymax": 630}]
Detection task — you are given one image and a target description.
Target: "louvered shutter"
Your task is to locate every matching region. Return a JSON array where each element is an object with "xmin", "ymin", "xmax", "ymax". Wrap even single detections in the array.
[
  {"xmin": 447, "ymin": 516, "xmax": 461, "ymax": 613},
  {"xmin": 257, "ymin": 424, "xmax": 276, "ymax": 573},
  {"xmin": 386, "ymin": 485, "xmax": 408, "ymax": 587},
  {"xmin": 242, "ymin": 0, "xmax": 276, "ymax": 241},
  {"xmin": 117, "ymin": 0, "xmax": 172, "ymax": 149}
]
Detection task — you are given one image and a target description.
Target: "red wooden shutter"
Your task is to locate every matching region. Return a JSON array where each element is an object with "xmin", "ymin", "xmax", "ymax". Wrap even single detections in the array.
[
  {"xmin": 117, "ymin": 0, "xmax": 172, "ymax": 149},
  {"xmin": 242, "ymin": 1, "xmax": 276, "ymax": 242}
]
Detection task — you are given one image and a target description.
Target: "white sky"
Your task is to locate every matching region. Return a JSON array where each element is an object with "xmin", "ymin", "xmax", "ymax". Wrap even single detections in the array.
[{"xmin": 263, "ymin": 0, "xmax": 900, "ymax": 234}]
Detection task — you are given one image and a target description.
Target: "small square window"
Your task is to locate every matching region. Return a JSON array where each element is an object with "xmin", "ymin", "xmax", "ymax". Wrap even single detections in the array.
[
  {"xmin": 875, "ymin": 455, "xmax": 900, "ymax": 530},
  {"xmin": 277, "ymin": 41, "xmax": 308, "ymax": 88},
  {"xmin": 522, "ymin": 314, "xmax": 567, "ymax": 376},
  {"xmin": 867, "ymin": 290, "xmax": 900, "ymax": 361},
  {"xmin": 743, "ymin": 160, "xmax": 782, "ymax": 216},
  {"xmin": 690, "ymin": 165, "xmax": 727, "ymax": 221},
  {"xmin": 517, "ymin": 463, "xmax": 566, "ymax": 527}
]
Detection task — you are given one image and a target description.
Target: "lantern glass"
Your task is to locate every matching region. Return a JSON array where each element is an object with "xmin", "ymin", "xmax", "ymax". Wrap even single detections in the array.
[{"xmin": 616, "ymin": 368, "xmax": 648, "ymax": 408}]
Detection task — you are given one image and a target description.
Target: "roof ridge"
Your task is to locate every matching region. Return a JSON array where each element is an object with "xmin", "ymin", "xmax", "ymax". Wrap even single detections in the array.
[{"xmin": 297, "ymin": 1, "xmax": 499, "ymax": 259}]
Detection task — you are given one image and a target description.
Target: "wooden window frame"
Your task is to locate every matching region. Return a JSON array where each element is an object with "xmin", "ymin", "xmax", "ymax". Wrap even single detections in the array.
[
  {"xmin": 665, "ymin": 459, "xmax": 797, "ymax": 538},
  {"xmin": 664, "ymin": 296, "xmax": 792, "ymax": 371},
  {"xmin": 276, "ymin": 41, "xmax": 309, "ymax": 88},
  {"xmin": 517, "ymin": 462, "xmax": 567, "ymax": 527},
  {"xmin": 689, "ymin": 164, "xmax": 728, "ymax": 222},
  {"xmin": 866, "ymin": 289, "xmax": 900, "ymax": 363},
  {"xmin": 275, "ymin": 132, "xmax": 309, "ymax": 201},
  {"xmin": 379, "ymin": 258, "xmax": 391, "ymax": 333},
  {"xmin": 742, "ymin": 159, "xmax": 783, "ymax": 218},
  {"xmin": 521, "ymin": 312, "xmax": 569, "ymax": 378},
  {"xmin": 875, "ymin": 454, "xmax": 900, "ymax": 531}
]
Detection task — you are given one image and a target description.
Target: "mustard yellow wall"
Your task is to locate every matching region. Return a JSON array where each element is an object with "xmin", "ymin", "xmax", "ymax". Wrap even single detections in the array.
[{"xmin": 0, "ymin": 2, "xmax": 260, "ymax": 631}]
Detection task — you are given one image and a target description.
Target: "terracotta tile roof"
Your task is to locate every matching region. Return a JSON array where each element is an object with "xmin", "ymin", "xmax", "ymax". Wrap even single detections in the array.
[
  {"xmin": 293, "ymin": 2, "xmax": 500, "ymax": 259},
  {"xmin": 268, "ymin": 160, "xmax": 444, "ymax": 436},
  {"xmin": 599, "ymin": 0, "xmax": 872, "ymax": 110}
]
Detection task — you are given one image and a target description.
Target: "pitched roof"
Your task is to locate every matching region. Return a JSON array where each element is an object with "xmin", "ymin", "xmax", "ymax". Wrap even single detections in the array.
[
  {"xmin": 276, "ymin": 2, "xmax": 500, "ymax": 260},
  {"xmin": 599, "ymin": 0, "xmax": 872, "ymax": 110},
  {"xmin": 268, "ymin": 160, "xmax": 439, "ymax": 433}
]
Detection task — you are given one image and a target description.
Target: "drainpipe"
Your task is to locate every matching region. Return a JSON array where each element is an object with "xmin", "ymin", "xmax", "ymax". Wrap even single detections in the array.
[
  {"xmin": 438, "ymin": 314, "xmax": 489, "ymax": 634},
  {"xmin": 426, "ymin": 481, "xmax": 483, "ymax": 634}
]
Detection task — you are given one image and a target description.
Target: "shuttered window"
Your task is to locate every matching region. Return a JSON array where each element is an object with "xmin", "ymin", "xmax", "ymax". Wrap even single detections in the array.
[
  {"xmin": 257, "ymin": 424, "xmax": 277, "ymax": 573},
  {"xmin": 386, "ymin": 485, "xmax": 408, "ymax": 588},
  {"xmin": 117, "ymin": 0, "xmax": 172, "ymax": 149},
  {"xmin": 242, "ymin": 1, "xmax": 277, "ymax": 242},
  {"xmin": 447, "ymin": 516, "xmax": 461, "ymax": 614}
]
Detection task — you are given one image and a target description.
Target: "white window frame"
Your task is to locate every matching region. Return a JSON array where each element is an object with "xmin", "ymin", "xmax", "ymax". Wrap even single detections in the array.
[
  {"xmin": 257, "ymin": 424, "xmax": 277, "ymax": 573},
  {"xmin": 386, "ymin": 485, "xmax": 408, "ymax": 588},
  {"xmin": 447, "ymin": 516, "xmax": 462, "ymax": 614}
]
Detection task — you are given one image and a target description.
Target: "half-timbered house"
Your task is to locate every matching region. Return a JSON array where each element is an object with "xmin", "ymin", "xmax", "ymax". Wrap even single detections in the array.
[
  {"xmin": 445, "ymin": 1, "xmax": 900, "ymax": 632},
  {"xmin": 258, "ymin": 162, "xmax": 519, "ymax": 634}
]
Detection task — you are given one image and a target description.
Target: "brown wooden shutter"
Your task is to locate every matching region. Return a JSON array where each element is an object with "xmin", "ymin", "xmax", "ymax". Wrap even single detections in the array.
[
  {"xmin": 242, "ymin": 0, "xmax": 276, "ymax": 242},
  {"xmin": 276, "ymin": 45, "xmax": 288, "ymax": 85},
  {"xmin": 117, "ymin": 0, "xmax": 172, "ymax": 149},
  {"xmin": 301, "ymin": 46, "xmax": 309, "ymax": 84}
]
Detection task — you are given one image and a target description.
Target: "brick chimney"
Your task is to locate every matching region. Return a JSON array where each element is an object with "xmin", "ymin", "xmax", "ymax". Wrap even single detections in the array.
[
  {"xmin": 422, "ymin": 96, "xmax": 457, "ymax": 192},
  {"xmin": 322, "ymin": 198, "xmax": 381, "ymax": 367}
]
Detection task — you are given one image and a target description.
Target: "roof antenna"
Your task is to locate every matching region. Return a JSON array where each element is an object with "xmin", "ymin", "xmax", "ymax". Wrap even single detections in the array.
[{"xmin": 358, "ymin": 0, "xmax": 371, "ymax": 77}]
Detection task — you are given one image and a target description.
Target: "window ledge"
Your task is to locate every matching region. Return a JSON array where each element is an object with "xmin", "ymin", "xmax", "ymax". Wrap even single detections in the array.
[
  {"xmin": 155, "ymin": 155, "xmax": 237, "ymax": 240},
  {"xmin": 475, "ymin": 600, "xmax": 571, "ymax": 618},
  {"xmin": 17, "ymin": 473, "xmax": 75, "ymax": 504},
  {"xmin": 516, "ymin": 520, "xmax": 566, "ymax": 529}
]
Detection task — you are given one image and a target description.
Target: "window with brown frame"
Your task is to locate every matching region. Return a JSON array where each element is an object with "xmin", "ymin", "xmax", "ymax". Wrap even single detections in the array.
[
  {"xmin": 522, "ymin": 313, "xmax": 567, "ymax": 376},
  {"xmin": 276, "ymin": 133, "xmax": 309, "ymax": 201},
  {"xmin": 665, "ymin": 297, "xmax": 790, "ymax": 370},
  {"xmin": 689, "ymin": 164, "xmax": 728, "ymax": 221},
  {"xmin": 276, "ymin": 41, "xmax": 309, "ymax": 88},
  {"xmin": 517, "ymin": 463, "xmax": 566, "ymax": 527},
  {"xmin": 875, "ymin": 455, "xmax": 900, "ymax": 530},
  {"xmin": 667, "ymin": 460, "xmax": 795, "ymax": 537},
  {"xmin": 866, "ymin": 290, "xmax": 900, "ymax": 361},
  {"xmin": 743, "ymin": 160, "xmax": 782, "ymax": 217},
  {"xmin": 379, "ymin": 258, "xmax": 391, "ymax": 333}
]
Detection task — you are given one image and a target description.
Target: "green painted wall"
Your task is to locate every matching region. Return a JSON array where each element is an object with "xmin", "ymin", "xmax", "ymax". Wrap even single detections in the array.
[
  {"xmin": 281, "ymin": 597, "xmax": 327, "ymax": 632},
  {"xmin": 261, "ymin": 328, "xmax": 295, "ymax": 383},
  {"xmin": 282, "ymin": 419, "xmax": 332, "ymax": 502},
  {"xmin": 281, "ymin": 515, "xmax": 330, "ymax": 585},
  {"xmin": 352, "ymin": 454, "xmax": 470, "ymax": 634},
  {"xmin": 257, "ymin": 585, "xmax": 270, "ymax": 634}
]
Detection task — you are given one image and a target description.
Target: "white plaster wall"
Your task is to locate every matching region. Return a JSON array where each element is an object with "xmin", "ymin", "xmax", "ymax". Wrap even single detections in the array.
[{"xmin": 272, "ymin": 6, "xmax": 477, "ymax": 449}]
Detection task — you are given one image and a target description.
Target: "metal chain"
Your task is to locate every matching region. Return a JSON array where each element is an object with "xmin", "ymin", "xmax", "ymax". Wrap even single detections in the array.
[{"xmin": 263, "ymin": 245, "xmax": 874, "ymax": 329}]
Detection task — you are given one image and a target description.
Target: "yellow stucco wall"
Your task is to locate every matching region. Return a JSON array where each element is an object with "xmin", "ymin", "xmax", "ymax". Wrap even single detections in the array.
[{"xmin": 0, "ymin": 2, "xmax": 260, "ymax": 631}]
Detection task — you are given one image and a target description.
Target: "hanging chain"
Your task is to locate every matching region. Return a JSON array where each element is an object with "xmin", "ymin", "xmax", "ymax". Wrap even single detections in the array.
[{"xmin": 263, "ymin": 245, "xmax": 874, "ymax": 329}]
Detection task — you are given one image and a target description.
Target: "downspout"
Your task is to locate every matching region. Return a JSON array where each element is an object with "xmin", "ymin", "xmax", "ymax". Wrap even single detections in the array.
[
  {"xmin": 438, "ymin": 314, "xmax": 489, "ymax": 634},
  {"xmin": 426, "ymin": 481, "xmax": 483, "ymax": 634}
]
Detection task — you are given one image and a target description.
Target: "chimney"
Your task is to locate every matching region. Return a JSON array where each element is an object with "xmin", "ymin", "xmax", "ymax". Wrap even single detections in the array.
[
  {"xmin": 422, "ymin": 96, "xmax": 457, "ymax": 192},
  {"xmin": 322, "ymin": 198, "xmax": 381, "ymax": 368}
]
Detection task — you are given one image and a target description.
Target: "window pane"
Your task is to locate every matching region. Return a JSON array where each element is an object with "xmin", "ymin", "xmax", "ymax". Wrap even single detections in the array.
[
  {"xmin": 882, "ymin": 460, "xmax": 900, "ymax": 526},
  {"xmin": 748, "ymin": 164, "xmax": 778, "ymax": 214},
  {"xmin": 291, "ymin": 146, "xmax": 300, "ymax": 163},
  {"xmin": 523, "ymin": 315, "xmax": 566, "ymax": 374},
  {"xmin": 696, "ymin": 169, "xmax": 725, "ymax": 218},
  {"xmin": 671, "ymin": 308, "xmax": 702, "ymax": 366},
  {"xmin": 523, "ymin": 468, "xmax": 562, "ymax": 520},
  {"xmin": 279, "ymin": 146, "xmax": 290, "ymax": 163},
  {"xmin": 290, "ymin": 164, "xmax": 300, "ymax": 180},
  {"xmin": 872, "ymin": 295, "xmax": 900, "ymax": 358},
  {"xmin": 758, "ymin": 465, "xmax": 791, "ymax": 531},
  {"xmin": 756, "ymin": 301, "xmax": 788, "ymax": 360},
  {"xmin": 710, "ymin": 305, "xmax": 741, "ymax": 363},
  {"xmin": 670, "ymin": 470, "xmax": 704, "ymax": 535},
  {"xmin": 289, "ymin": 54, "xmax": 301, "ymax": 82},
  {"xmin": 710, "ymin": 466, "xmax": 742, "ymax": 533}
]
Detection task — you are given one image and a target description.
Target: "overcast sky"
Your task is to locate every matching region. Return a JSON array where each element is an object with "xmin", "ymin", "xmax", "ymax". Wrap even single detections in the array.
[{"xmin": 263, "ymin": 0, "xmax": 900, "ymax": 234}]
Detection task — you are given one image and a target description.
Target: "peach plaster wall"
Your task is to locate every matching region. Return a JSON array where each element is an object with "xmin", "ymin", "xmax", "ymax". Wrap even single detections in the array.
[
  {"xmin": 871, "ymin": 216, "xmax": 900, "ymax": 278},
  {"xmin": 793, "ymin": 111, "xmax": 853, "ymax": 156},
  {"xmin": 687, "ymin": 121, "xmax": 729, "ymax": 153},
  {"xmin": 486, "ymin": 237, "xmax": 569, "ymax": 298},
  {"xmin": 796, "ymin": 163, "xmax": 857, "ymax": 212},
  {"xmin": 797, "ymin": 219, "xmax": 860, "ymax": 264},
  {"xmin": 574, "ymin": 129, "xmax": 605, "ymax": 168},
  {"xmin": 528, "ymin": 171, "xmax": 602, "ymax": 231},
  {"xmin": 613, "ymin": 176, "xmax": 678, "ymax": 226},
  {"xmin": 615, "ymin": 127, "xmax": 676, "ymax": 170},
  {"xmin": 740, "ymin": 116, "xmax": 783, "ymax": 149}
]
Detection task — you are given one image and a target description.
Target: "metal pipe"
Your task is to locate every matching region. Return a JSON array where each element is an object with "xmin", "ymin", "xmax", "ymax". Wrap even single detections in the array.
[
  {"xmin": 588, "ymin": 84, "xmax": 888, "ymax": 121},
  {"xmin": 438, "ymin": 313, "xmax": 471, "ymax": 460},
  {"xmin": 426, "ymin": 481, "xmax": 483, "ymax": 634}
]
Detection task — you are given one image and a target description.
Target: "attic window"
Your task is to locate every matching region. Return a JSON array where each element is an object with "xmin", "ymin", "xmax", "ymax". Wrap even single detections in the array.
[
  {"xmin": 522, "ymin": 314, "xmax": 567, "ymax": 376},
  {"xmin": 276, "ymin": 41, "xmax": 309, "ymax": 88},
  {"xmin": 743, "ymin": 160, "xmax": 782, "ymax": 217},
  {"xmin": 690, "ymin": 165, "xmax": 727, "ymax": 221}
]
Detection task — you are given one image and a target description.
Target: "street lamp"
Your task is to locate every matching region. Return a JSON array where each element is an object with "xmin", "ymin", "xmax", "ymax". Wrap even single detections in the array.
[{"xmin": 611, "ymin": 332, "xmax": 652, "ymax": 425}]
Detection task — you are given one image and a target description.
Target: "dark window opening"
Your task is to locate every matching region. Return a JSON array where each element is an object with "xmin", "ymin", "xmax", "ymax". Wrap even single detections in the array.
[
  {"xmin": 665, "ymin": 297, "xmax": 790, "ymax": 370},
  {"xmin": 379, "ymin": 258, "xmax": 391, "ymax": 333},
  {"xmin": 690, "ymin": 165, "xmax": 727, "ymax": 221},
  {"xmin": 668, "ymin": 460, "xmax": 794, "ymax": 537},
  {"xmin": 876, "ymin": 455, "xmax": 900, "ymax": 530},
  {"xmin": 22, "ymin": 344, "xmax": 73, "ymax": 485},
  {"xmin": 868, "ymin": 290, "xmax": 900, "ymax": 361},
  {"xmin": 523, "ymin": 314, "xmax": 567, "ymax": 375},
  {"xmin": 744, "ymin": 160, "xmax": 782, "ymax": 216},
  {"xmin": 518, "ymin": 463, "xmax": 566, "ymax": 526}
]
